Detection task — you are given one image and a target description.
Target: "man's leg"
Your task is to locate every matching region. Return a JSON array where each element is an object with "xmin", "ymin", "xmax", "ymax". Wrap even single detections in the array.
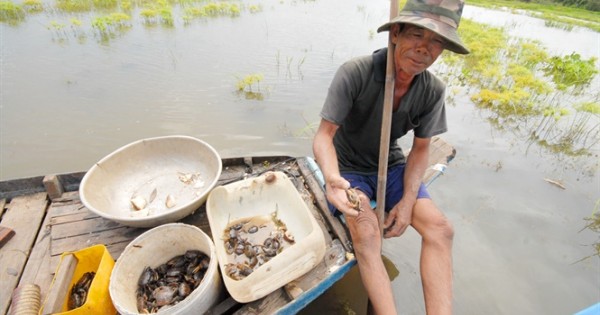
[
  {"xmin": 411, "ymin": 198, "xmax": 454, "ymax": 315},
  {"xmin": 345, "ymin": 192, "xmax": 397, "ymax": 315}
]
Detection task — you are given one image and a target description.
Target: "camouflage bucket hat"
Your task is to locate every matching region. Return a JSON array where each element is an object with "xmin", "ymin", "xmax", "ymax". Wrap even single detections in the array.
[{"xmin": 377, "ymin": 0, "xmax": 470, "ymax": 54}]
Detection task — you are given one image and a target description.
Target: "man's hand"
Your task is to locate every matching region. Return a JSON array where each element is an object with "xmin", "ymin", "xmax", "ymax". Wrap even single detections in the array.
[
  {"xmin": 383, "ymin": 200, "xmax": 413, "ymax": 238},
  {"xmin": 325, "ymin": 176, "xmax": 363, "ymax": 217}
]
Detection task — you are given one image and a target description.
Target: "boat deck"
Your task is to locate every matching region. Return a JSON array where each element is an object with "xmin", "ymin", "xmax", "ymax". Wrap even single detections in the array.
[{"xmin": 0, "ymin": 137, "xmax": 455, "ymax": 315}]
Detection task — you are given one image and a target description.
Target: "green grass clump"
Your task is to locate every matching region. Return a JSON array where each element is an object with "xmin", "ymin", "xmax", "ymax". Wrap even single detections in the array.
[
  {"xmin": 92, "ymin": 0, "xmax": 118, "ymax": 9},
  {"xmin": 139, "ymin": 0, "xmax": 173, "ymax": 25},
  {"xmin": 23, "ymin": 0, "xmax": 43, "ymax": 12},
  {"xmin": 235, "ymin": 73, "xmax": 266, "ymax": 100},
  {"xmin": 0, "ymin": 0, "xmax": 25, "ymax": 24},
  {"xmin": 92, "ymin": 11, "xmax": 130, "ymax": 37},
  {"xmin": 575, "ymin": 102, "xmax": 600, "ymax": 115},
  {"xmin": 56, "ymin": 0, "xmax": 93, "ymax": 12},
  {"xmin": 543, "ymin": 53, "xmax": 599, "ymax": 92},
  {"xmin": 183, "ymin": 1, "xmax": 240, "ymax": 22}
]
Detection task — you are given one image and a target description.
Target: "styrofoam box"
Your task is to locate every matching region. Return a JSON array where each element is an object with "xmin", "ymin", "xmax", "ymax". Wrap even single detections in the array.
[{"xmin": 206, "ymin": 171, "xmax": 326, "ymax": 303}]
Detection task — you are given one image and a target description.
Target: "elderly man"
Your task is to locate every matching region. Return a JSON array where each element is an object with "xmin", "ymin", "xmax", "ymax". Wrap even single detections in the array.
[{"xmin": 312, "ymin": 0, "xmax": 470, "ymax": 314}]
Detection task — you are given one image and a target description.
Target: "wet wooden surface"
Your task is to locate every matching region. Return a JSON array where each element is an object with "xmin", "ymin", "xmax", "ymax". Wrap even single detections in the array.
[{"xmin": 0, "ymin": 137, "xmax": 455, "ymax": 315}]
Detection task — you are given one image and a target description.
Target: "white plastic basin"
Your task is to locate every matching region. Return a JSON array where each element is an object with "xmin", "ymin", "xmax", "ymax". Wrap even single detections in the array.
[
  {"xmin": 79, "ymin": 135, "xmax": 222, "ymax": 228},
  {"xmin": 109, "ymin": 223, "xmax": 223, "ymax": 314}
]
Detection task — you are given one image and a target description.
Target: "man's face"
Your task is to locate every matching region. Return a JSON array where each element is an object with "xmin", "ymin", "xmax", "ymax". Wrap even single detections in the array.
[{"xmin": 391, "ymin": 24, "xmax": 445, "ymax": 76}]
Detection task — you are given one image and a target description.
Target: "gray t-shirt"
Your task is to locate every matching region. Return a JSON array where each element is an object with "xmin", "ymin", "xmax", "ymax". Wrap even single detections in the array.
[{"xmin": 320, "ymin": 48, "xmax": 448, "ymax": 174}]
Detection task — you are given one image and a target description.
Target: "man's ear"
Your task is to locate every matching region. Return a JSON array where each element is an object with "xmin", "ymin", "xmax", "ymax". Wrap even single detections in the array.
[{"xmin": 390, "ymin": 24, "xmax": 401, "ymax": 44}]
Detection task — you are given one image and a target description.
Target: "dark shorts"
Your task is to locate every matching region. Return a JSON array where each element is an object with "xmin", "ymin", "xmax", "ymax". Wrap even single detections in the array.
[{"xmin": 328, "ymin": 163, "xmax": 431, "ymax": 216}]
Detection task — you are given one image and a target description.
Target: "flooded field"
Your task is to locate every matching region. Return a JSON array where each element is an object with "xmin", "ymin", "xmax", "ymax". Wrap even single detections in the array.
[{"xmin": 1, "ymin": 0, "xmax": 599, "ymax": 313}]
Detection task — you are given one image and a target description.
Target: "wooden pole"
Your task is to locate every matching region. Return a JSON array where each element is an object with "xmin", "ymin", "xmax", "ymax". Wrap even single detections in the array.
[{"xmin": 376, "ymin": 0, "xmax": 398, "ymax": 239}]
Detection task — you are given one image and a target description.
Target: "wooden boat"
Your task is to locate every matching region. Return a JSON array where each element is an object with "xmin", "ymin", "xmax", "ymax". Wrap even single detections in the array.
[{"xmin": 0, "ymin": 137, "xmax": 455, "ymax": 315}]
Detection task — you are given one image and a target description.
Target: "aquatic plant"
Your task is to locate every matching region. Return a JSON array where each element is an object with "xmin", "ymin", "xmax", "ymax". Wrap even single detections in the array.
[
  {"xmin": 91, "ymin": 12, "xmax": 131, "ymax": 39},
  {"xmin": 542, "ymin": 52, "xmax": 599, "ymax": 93},
  {"xmin": 92, "ymin": 0, "xmax": 118, "ymax": 9},
  {"xmin": 575, "ymin": 101, "xmax": 600, "ymax": 115},
  {"xmin": 48, "ymin": 20, "xmax": 66, "ymax": 32},
  {"xmin": 440, "ymin": 18, "xmax": 599, "ymax": 162},
  {"xmin": 23, "ymin": 0, "xmax": 43, "ymax": 12},
  {"xmin": 236, "ymin": 73, "xmax": 266, "ymax": 100},
  {"xmin": 139, "ymin": 0, "xmax": 173, "ymax": 25},
  {"xmin": 236, "ymin": 73, "xmax": 263, "ymax": 92},
  {"xmin": 56, "ymin": 0, "xmax": 93, "ymax": 12},
  {"xmin": 0, "ymin": 0, "xmax": 25, "ymax": 24},
  {"xmin": 248, "ymin": 4, "xmax": 261, "ymax": 13},
  {"xmin": 576, "ymin": 200, "xmax": 600, "ymax": 263},
  {"xmin": 120, "ymin": 0, "xmax": 131, "ymax": 11},
  {"xmin": 183, "ymin": 1, "xmax": 240, "ymax": 22},
  {"xmin": 70, "ymin": 17, "xmax": 82, "ymax": 26},
  {"xmin": 543, "ymin": 19, "xmax": 574, "ymax": 31}
]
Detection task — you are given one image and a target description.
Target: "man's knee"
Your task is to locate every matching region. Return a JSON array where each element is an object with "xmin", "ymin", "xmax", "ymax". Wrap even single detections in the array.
[
  {"xmin": 416, "ymin": 201, "xmax": 454, "ymax": 244},
  {"xmin": 426, "ymin": 215, "xmax": 454, "ymax": 246},
  {"xmin": 438, "ymin": 216, "xmax": 454, "ymax": 241},
  {"xmin": 348, "ymin": 211, "xmax": 381, "ymax": 249}
]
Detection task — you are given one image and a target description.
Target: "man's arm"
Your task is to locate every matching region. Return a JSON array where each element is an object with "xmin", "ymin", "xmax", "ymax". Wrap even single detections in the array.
[
  {"xmin": 313, "ymin": 119, "xmax": 360, "ymax": 217},
  {"xmin": 383, "ymin": 136, "xmax": 431, "ymax": 237}
]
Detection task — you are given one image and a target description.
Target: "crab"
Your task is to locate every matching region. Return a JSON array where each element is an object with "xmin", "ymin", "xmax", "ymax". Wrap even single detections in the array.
[{"xmin": 345, "ymin": 188, "xmax": 363, "ymax": 212}]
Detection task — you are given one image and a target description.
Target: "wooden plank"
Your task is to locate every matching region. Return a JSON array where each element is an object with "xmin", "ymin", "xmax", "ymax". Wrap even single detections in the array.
[
  {"xmin": 49, "ymin": 209, "xmax": 99, "ymax": 226},
  {"xmin": 16, "ymin": 212, "xmax": 54, "ymax": 312},
  {"xmin": 0, "ymin": 173, "xmax": 86, "ymax": 201},
  {"xmin": 0, "ymin": 192, "xmax": 48, "ymax": 315},
  {"xmin": 0, "ymin": 227, "xmax": 15, "ymax": 248},
  {"xmin": 47, "ymin": 192, "xmax": 89, "ymax": 218},
  {"xmin": 204, "ymin": 297, "xmax": 242, "ymax": 315},
  {"xmin": 50, "ymin": 225, "xmax": 143, "ymax": 257},
  {"xmin": 0, "ymin": 176, "xmax": 46, "ymax": 201},
  {"xmin": 179, "ymin": 205, "xmax": 212, "ymax": 237},
  {"xmin": 40, "ymin": 254, "xmax": 77, "ymax": 314},
  {"xmin": 299, "ymin": 193, "xmax": 333, "ymax": 244},
  {"xmin": 0, "ymin": 199, "xmax": 6, "ymax": 218},
  {"xmin": 51, "ymin": 216, "xmax": 122, "ymax": 240},
  {"xmin": 282, "ymin": 238, "xmax": 347, "ymax": 297},
  {"xmin": 235, "ymin": 288, "xmax": 289, "ymax": 314},
  {"xmin": 17, "ymin": 193, "xmax": 87, "ymax": 308},
  {"xmin": 0, "ymin": 200, "xmax": 10, "ymax": 248},
  {"xmin": 103, "ymin": 240, "xmax": 135, "ymax": 260},
  {"xmin": 423, "ymin": 137, "xmax": 456, "ymax": 185},
  {"xmin": 43, "ymin": 175, "xmax": 64, "ymax": 200}
]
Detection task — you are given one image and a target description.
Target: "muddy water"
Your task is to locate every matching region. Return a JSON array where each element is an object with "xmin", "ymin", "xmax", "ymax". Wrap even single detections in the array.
[
  {"xmin": 1, "ymin": 0, "xmax": 599, "ymax": 314},
  {"xmin": 222, "ymin": 214, "xmax": 294, "ymax": 279}
]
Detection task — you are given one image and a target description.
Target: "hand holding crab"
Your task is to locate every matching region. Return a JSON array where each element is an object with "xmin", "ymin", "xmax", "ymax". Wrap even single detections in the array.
[{"xmin": 345, "ymin": 188, "xmax": 363, "ymax": 213}]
